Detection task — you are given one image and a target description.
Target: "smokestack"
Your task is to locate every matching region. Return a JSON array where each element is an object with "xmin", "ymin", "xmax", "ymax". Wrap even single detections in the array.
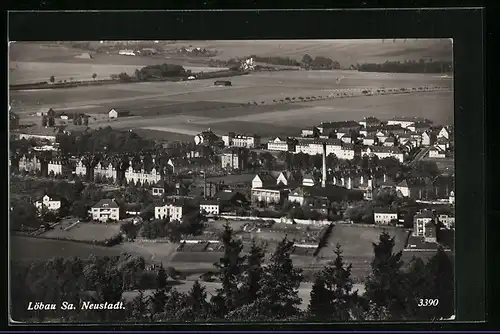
[{"xmin": 322, "ymin": 142, "xmax": 327, "ymax": 188}]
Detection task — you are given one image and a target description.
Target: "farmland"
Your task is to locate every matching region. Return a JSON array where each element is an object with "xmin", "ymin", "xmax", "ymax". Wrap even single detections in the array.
[
  {"xmin": 10, "ymin": 70, "xmax": 453, "ymax": 142},
  {"xmin": 40, "ymin": 221, "xmax": 121, "ymax": 242}
]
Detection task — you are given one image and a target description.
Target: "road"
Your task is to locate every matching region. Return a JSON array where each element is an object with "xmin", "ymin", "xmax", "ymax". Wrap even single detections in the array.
[{"xmin": 407, "ymin": 146, "xmax": 432, "ymax": 167}]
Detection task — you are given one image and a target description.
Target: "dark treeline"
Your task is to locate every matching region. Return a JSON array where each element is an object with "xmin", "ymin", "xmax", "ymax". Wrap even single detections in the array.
[
  {"xmin": 134, "ymin": 63, "xmax": 186, "ymax": 81},
  {"xmin": 11, "ymin": 224, "xmax": 454, "ymax": 323},
  {"xmin": 300, "ymin": 54, "xmax": 341, "ymax": 70},
  {"xmin": 356, "ymin": 59, "xmax": 453, "ymax": 74}
]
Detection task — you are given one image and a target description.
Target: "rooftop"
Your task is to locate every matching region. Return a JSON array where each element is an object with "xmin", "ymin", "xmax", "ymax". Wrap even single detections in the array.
[{"xmin": 92, "ymin": 199, "xmax": 119, "ymax": 209}]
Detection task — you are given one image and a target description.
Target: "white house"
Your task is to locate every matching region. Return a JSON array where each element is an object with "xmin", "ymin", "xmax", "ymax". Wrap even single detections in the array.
[
  {"xmin": 373, "ymin": 208, "xmax": 398, "ymax": 225},
  {"xmin": 363, "ymin": 136, "xmax": 378, "ymax": 146},
  {"xmin": 154, "ymin": 202, "xmax": 187, "ymax": 221},
  {"xmin": 387, "ymin": 118, "xmax": 416, "ymax": 129},
  {"xmin": 91, "ymin": 199, "xmax": 120, "ymax": 222},
  {"xmin": 428, "ymin": 146, "xmax": 446, "ymax": 158},
  {"xmin": 438, "ymin": 213, "xmax": 455, "ymax": 229},
  {"xmin": 362, "ymin": 146, "xmax": 405, "ymax": 163},
  {"xmin": 223, "ymin": 133, "xmax": 260, "ymax": 148},
  {"xmin": 438, "ymin": 126, "xmax": 451, "ymax": 140},
  {"xmin": 108, "ymin": 109, "xmax": 118, "ymax": 119},
  {"xmin": 413, "ymin": 210, "xmax": 436, "ymax": 237},
  {"xmin": 35, "ymin": 195, "xmax": 62, "ymax": 212},
  {"xmin": 252, "ymin": 173, "xmax": 277, "ymax": 189},
  {"xmin": 75, "ymin": 159, "xmax": 87, "ymax": 176},
  {"xmin": 200, "ymin": 200, "xmax": 220, "ymax": 215},
  {"xmin": 267, "ymin": 137, "xmax": 293, "ymax": 152},
  {"xmin": 422, "ymin": 131, "xmax": 434, "ymax": 146}
]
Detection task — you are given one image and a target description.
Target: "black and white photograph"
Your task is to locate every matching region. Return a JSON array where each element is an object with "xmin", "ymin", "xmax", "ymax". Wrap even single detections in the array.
[{"xmin": 9, "ymin": 39, "xmax": 455, "ymax": 323}]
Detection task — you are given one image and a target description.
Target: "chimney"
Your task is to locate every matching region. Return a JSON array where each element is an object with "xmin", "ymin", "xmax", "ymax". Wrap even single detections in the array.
[
  {"xmin": 321, "ymin": 142, "xmax": 327, "ymax": 188},
  {"xmin": 368, "ymin": 178, "xmax": 373, "ymax": 189}
]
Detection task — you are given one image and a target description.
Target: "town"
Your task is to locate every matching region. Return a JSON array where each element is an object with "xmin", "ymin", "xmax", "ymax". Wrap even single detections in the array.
[{"xmin": 9, "ymin": 39, "xmax": 455, "ymax": 323}]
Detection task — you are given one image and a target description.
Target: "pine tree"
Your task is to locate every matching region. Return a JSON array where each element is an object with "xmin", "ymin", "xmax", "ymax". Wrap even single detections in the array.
[
  {"xmin": 307, "ymin": 244, "xmax": 357, "ymax": 321},
  {"xmin": 130, "ymin": 289, "xmax": 148, "ymax": 321},
  {"xmin": 240, "ymin": 239, "xmax": 265, "ymax": 305},
  {"xmin": 364, "ymin": 232, "xmax": 406, "ymax": 320},
  {"xmin": 150, "ymin": 265, "xmax": 169, "ymax": 316},
  {"xmin": 402, "ymin": 256, "xmax": 433, "ymax": 319},
  {"xmin": 212, "ymin": 222, "xmax": 246, "ymax": 318},
  {"xmin": 252, "ymin": 237, "xmax": 303, "ymax": 320},
  {"xmin": 426, "ymin": 246, "xmax": 454, "ymax": 319},
  {"xmin": 178, "ymin": 280, "xmax": 210, "ymax": 321}
]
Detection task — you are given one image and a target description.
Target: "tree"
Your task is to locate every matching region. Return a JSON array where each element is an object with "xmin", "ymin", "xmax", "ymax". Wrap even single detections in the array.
[
  {"xmin": 212, "ymin": 222, "xmax": 246, "ymax": 317},
  {"xmin": 251, "ymin": 237, "xmax": 303, "ymax": 320},
  {"xmin": 130, "ymin": 289, "xmax": 148, "ymax": 321},
  {"xmin": 364, "ymin": 232, "xmax": 406, "ymax": 319},
  {"xmin": 239, "ymin": 239, "xmax": 265, "ymax": 305},
  {"xmin": 42, "ymin": 116, "xmax": 48, "ymax": 127},
  {"xmin": 308, "ymin": 244, "xmax": 357, "ymax": 321},
  {"xmin": 301, "ymin": 54, "xmax": 313, "ymax": 68},
  {"xmin": 50, "ymin": 76, "xmax": 55, "ymax": 83},
  {"xmin": 425, "ymin": 247, "xmax": 454, "ymax": 319},
  {"xmin": 177, "ymin": 280, "xmax": 211, "ymax": 321},
  {"xmin": 48, "ymin": 117, "xmax": 55, "ymax": 127},
  {"xmin": 401, "ymin": 256, "xmax": 433, "ymax": 319},
  {"xmin": 150, "ymin": 265, "xmax": 169, "ymax": 316},
  {"xmin": 83, "ymin": 115, "xmax": 89, "ymax": 126},
  {"xmin": 92, "ymin": 73, "xmax": 97, "ymax": 80}
]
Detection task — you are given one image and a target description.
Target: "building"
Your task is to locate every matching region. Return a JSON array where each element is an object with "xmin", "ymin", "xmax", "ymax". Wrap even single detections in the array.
[
  {"xmin": 375, "ymin": 131, "xmax": 389, "ymax": 144},
  {"xmin": 221, "ymin": 148, "xmax": 247, "ymax": 170},
  {"xmin": 449, "ymin": 191, "xmax": 455, "ymax": 205},
  {"xmin": 167, "ymin": 157, "xmax": 190, "ymax": 174},
  {"xmin": 213, "ymin": 190, "xmax": 247, "ymax": 211},
  {"xmin": 428, "ymin": 146, "xmax": 447, "ymax": 158},
  {"xmin": 302, "ymin": 173, "xmax": 318, "ymax": 187},
  {"xmin": 396, "ymin": 179, "xmax": 425, "ymax": 198},
  {"xmin": 362, "ymin": 146, "xmax": 405, "ymax": 163},
  {"xmin": 359, "ymin": 117, "xmax": 382, "ymax": 129},
  {"xmin": 362, "ymin": 135, "xmax": 378, "ymax": 146},
  {"xmin": 251, "ymin": 186, "xmax": 288, "ymax": 204},
  {"xmin": 222, "ymin": 133, "xmax": 261, "ymax": 148},
  {"xmin": 18, "ymin": 126, "xmax": 58, "ymax": 142},
  {"xmin": 413, "ymin": 210, "xmax": 435, "ymax": 236},
  {"xmin": 108, "ymin": 108, "xmax": 130, "ymax": 119},
  {"xmin": 276, "ymin": 171, "xmax": 302, "ymax": 187},
  {"xmin": 48, "ymin": 157, "xmax": 71, "ymax": 176},
  {"xmin": 95, "ymin": 160, "xmax": 119, "ymax": 183},
  {"xmin": 301, "ymin": 127, "xmax": 320, "ymax": 137},
  {"xmin": 125, "ymin": 157, "xmax": 162, "ymax": 185},
  {"xmin": 154, "ymin": 200, "xmax": 191, "ymax": 221},
  {"xmin": 421, "ymin": 131, "xmax": 435, "ymax": 147},
  {"xmin": 200, "ymin": 200, "xmax": 220, "ymax": 215},
  {"xmin": 380, "ymin": 124, "xmax": 407, "ymax": 136},
  {"xmin": 387, "ymin": 117, "xmax": 418, "ymax": 129},
  {"xmin": 438, "ymin": 126, "xmax": 452, "ymax": 140},
  {"xmin": 438, "ymin": 213, "xmax": 455, "ymax": 229},
  {"xmin": 252, "ymin": 173, "xmax": 277, "ymax": 189},
  {"xmin": 373, "ymin": 208, "xmax": 398, "ymax": 225},
  {"xmin": 75, "ymin": 158, "xmax": 87, "ymax": 176},
  {"xmin": 18, "ymin": 154, "xmax": 42, "ymax": 173},
  {"xmin": 382, "ymin": 136, "xmax": 396, "ymax": 147},
  {"xmin": 35, "ymin": 195, "xmax": 62, "ymax": 212},
  {"xmin": 36, "ymin": 107, "xmax": 55, "ymax": 117},
  {"xmin": 119, "ymin": 49, "xmax": 137, "ymax": 56},
  {"xmin": 317, "ymin": 121, "xmax": 361, "ymax": 135},
  {"xmin": 151, "ymin": 180, "xmax": 167, "ymax": 197},
  {"xmin": 194, "ymin": 129, "xmax": 221, "ymax": 146},
  {"xmin": 436, "ymin": 137, "xmax": 450, "ymax": 151},
  {"xmin": 214, "ymin": 80, "xmax": 232, "ymax": 86},
  {"xmin": 91, "ymin": 199, "xmax": 120, "ymax": 222},
  {"xmin": 267, "ymin": 137, "xmax": 295, "ymax": 152},
  {"xmin": 408, "ymin": 122, "xmax": 432, "ymax": 133}
]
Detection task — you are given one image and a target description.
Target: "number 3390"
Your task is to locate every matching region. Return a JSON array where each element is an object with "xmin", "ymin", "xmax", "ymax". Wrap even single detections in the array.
[{"xmin": 418, "ymin": 299, "xmax": 440, "ymax": 307}]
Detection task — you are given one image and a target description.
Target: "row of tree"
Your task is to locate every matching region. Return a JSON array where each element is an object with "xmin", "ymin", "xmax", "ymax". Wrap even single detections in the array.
[
  {"xmin": 10, "ymin": 225, "xmax": 454, "ymax": 322},
  {"xmin": 356, "ymin": 60, "xmax": 453, "ymax": 74},
  {"xmin": 301, "ymin": 54, "xmax": 342, "ymax": 70},
  {"xmin": 134, "ymin": 63, "xmax": 186, "ymax": 81}
]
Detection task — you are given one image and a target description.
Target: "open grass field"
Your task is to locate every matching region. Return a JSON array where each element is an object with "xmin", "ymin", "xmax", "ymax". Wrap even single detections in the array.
[
  {"xmin": 10, "ymin": 69, "xmax": 453, "ymax": 141},
  {"xmin": 320, "ymin": 224, "xmax": 411, "ymax": 258},
  {"xmin": 40, "ymin": 221, "xmax": 121, "ymax": 242}
]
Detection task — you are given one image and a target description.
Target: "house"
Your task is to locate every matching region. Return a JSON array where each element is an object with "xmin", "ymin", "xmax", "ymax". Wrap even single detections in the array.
[
  {"xmin": 422, "ymin": 131, "xmax": 435, "ymax": 146},
  {"xmin": 386, "ymin": 116, "xmax": 421, "ymax": 129},
  {"xmin": 48, "ymin": 157, "xmax": 71, "ymax": 176},
  {"xmin": 251, "ymin": 185, "xmax": 288, "ymax": 204},
  {"xmin": 75, "ymin": 158, "xmax": 87, "ymax": 176},
  {"xmin": 289, "ymin": 184, "xmax": 363, "ymax": 207},
  {"xmin": 317, "ymin": 121, "xmax": 361, "ymax": 135},
  {"xmin": 214, "ymin": 190, "xmax": 247, "ymax": 211},
  {"xmin": 221, "ymin": 147, "xmax": 248, "ymax": 170},
  {"xmin": 108, "ymin": 108, "xmax": 130, "ymax": 119},
  {"xmin": 60, "ymin": 113, "xmax": 69, "ymax": 121},
  {"xmin": 95, "ymin": 159, "xmax": 119, "ymax": 183},
  {"xmin": 35, "ymin": 195, "xmax": 62, "ymax": 212},
  {"xmin": 375, "ymin": 131, "xmax": 388, "ymax": 143},
  {"xmin": 267, "ymin": 137, "xmax": 295, "ymax": 152},
  {"xmin": 125, "ymin": 156, "xmax": 162, "ymax": 185},
  {"xmin": 408, "ymin": 122, "xmax": 431, "ymax": 133},
  {"xmin": 151, "ymin": 180, "xmax": 167, "ymax": 197},
  {"xmin": 436, "ymin": 137, "xmax": 450, "ymax": 151},
  {"xmin": 222, "ymin": 133, "xmax": 261, "ymax": 148},
  {"xmin": 276, "ymin": 171, "xmax": 302, "ymax": 187},
  {"xmin": 36, "ymin": 107, "xmax": 55, "ymax": 117},
  {"xmin": 18, "ymin": 154, "xmax": 42, "ymax": 173},
  {"xmin": 301, "ymin": 127, "xmax": 320, "ymax": 137},
  {"xmin": 380, "ymin": 124, "xmax": 407, "ymax": 136},
  {"xmin": 382, "ymin": 136, "xmax": 396, "ymax": 147},
  {"xmin": 167, "ymin": 157, "xmax": 190, "ymax": 174},
  {"xmin": 428, "ymin": 146, "xmax": 447, "ymax": 158},
  {"xmin": 252, "ymin": 173, "xmax": 277, "ymax": 189},
  {"xmin": 449, "ymin": 191, "xmax": 455, "ymax": 205},
  {"xmin": 438, "ymin": 126, "xmax": 452, "ymax": 140},
  {"xmin": 396, "ymin": 179, "xmax": 425, "ymax": 198},
  {"xmin": 340, "ymin": 134, "xmax": 352, "ymax": 144},
  {"xmin": 124, "ymin": 203, "xmax": 142, "ymax": 216},
  {"xmin": 373, "ymin": 208, "xmax": 398, "ymax": 225},
  {"xmin": 438, "ymin": 213, "xmax": 455, "ymax": 229},
  {"xmin": 154, "ymin": 199, "xmax": 193, "ymax": 221},
  {"xmin": 18, "ymin": 126, "xmax": 58, "ymax": 142},
  {"xmin": 362, "ymin": 146, "xmax": 405, "ymax": 163},
  {"xmin": 200, "ymin": 200, "xmax": 220, "ymax": 215},
  {"xmin": 302, "ymin": 173, "xmax": 318, "ymax": 187},
  {"xmin": 194, "ymin": 129, "xmax": 221, "ymax": 146},
  {"xmin": 91, "ymin": 199, "xmax": 120, "ymax": 222},
  {"xmin": 359, "ymin": 117, "xmax": 382, "ymax": 129},
  {"xmin": 412, "ymin": 210, "xmax": 436, "ymax": 238},
  {"xmin": 362, "ymin": 135, "xmax": 378, "ymax": 146}
]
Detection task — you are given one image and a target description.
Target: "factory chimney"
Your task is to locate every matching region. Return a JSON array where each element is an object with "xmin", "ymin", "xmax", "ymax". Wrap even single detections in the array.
[{"xmin": 322, "ymin": 142, "xmax": 327, "ymax": 188}]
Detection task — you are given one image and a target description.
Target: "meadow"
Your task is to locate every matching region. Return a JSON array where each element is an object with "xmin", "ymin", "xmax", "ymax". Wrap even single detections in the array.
[
  {"xmin": 40, "ymin": 221, "xmax": 121, "ymax": 242},
  {"xmin": 10, "ymin": 69, "xmax": 454, "ymax": 142}
]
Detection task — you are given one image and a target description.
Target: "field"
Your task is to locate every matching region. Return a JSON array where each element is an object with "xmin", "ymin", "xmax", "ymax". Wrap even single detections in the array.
[
  {"xmin": 40, "ymin": 221, "xmax": 121, "ymax": 242},
  {"xmin": 10, "ymin": 70, "xmax": 453, "ymax": 141}
]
